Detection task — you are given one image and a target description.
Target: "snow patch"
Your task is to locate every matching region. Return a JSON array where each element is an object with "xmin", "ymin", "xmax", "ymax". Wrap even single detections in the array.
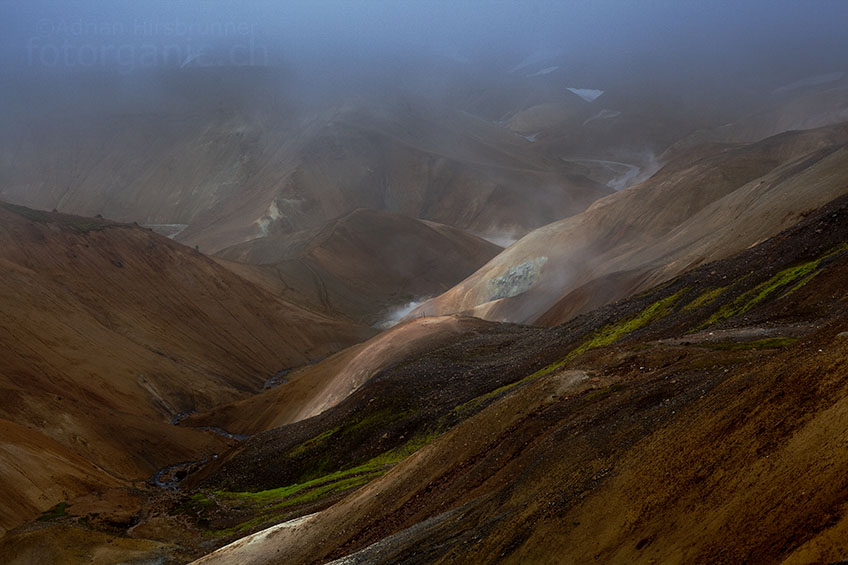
[
  {"xmin": 255, "ymin": 219, "xmax": 271, "ymax": 237},
  {"xmin": 567, "ymin": 88, "xmax": 605, "ymax": 102},
  {"xmin": 508, "ymin": 49, "xmax": 563, "ymax": 73},
  {"xmin": 526, "ymin": 66, "xmax": 559, "ymax": 78},
  {"xmin": 479, "ymin": 232, "xmax": 518, "ymax": 247},
  {"xmin": 583, "ymin": 109, "xmax": 621, "ymax": 126}
]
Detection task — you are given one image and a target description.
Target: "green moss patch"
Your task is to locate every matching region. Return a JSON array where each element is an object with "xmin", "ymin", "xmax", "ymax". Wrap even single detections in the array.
[
  {"xmin": 37, "ymin": 502, "xmax": 69, "ymax": 522},
  {"xmin": 570, "ymin": 289, "xmax": 686, "ymax": 359},
  {"xmin": 221, "ymin": 464, "xmax": 383, "ymax": 505},
  {"xmin": 284, "ymin": 405, "xmax": 414, "ymax": 483},
  {"xmin": 203, "ymin": 430, "xmax": 442, "ymax": 536},
  {"xmin": 455, "ymin": 291, "xmax": 686, "ymax": 417},
  {"xmin": 288, "ymin": 426, "xmax": 340, "ymax": 457},
  {"xmin": 780, "ymin": 269, "xmax": 822, "ymax": 298},
  {"xmin": 699, "ymin": 259, "xmax": 821, "ymax": 329},
  {"xmin": 683, "ymin": 285, "xmax": 730, "ymax": 311}
]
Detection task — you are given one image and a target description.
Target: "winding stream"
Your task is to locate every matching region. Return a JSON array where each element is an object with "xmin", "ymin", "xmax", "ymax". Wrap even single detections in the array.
[{"xmin": 564, "ymin": 158, "xmax": 643, "ymax": 191}]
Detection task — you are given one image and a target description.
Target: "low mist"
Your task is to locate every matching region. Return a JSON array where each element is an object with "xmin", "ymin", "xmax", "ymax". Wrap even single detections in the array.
[
  {"xmin": 3, "ymin": 1, "xmax": 848, "ymax": 114},
  {"xmin": 2, "ymin": 1, "xmax": 848, "ymax": 256}
]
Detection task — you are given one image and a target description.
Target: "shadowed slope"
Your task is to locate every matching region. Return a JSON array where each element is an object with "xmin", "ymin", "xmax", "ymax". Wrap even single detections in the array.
[
  {"xmin": 216, "ymin": 209, "xmax": 502, "ymax": 325},
  {"xmin": 184, "ymin": 316, "xmax": 505, "ymax": 436}
]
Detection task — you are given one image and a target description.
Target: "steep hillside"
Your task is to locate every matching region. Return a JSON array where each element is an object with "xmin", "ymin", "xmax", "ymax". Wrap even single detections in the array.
[
  {"xmin": 216, "ymin": 209, "xmax": 502, "ymax": 325},
  {"xmin": 0, "ymin": 419, "xmax": 122, "ymax": 538},
  {"xmin": 414, "ymin": 122, "xmax": 848, "ymax": 325},
  {"xmin": 183, "ymin": 316, "xmax": 514, "ymax": 436},
  {"xmin": 6, "ymin": 176, "xmax": 848, "ymax": 565},
  {"xmin": 0, "ymin": 202, "xmax": 372, "ymax": 534},
  {"xmin": 189, "ymin": 191, "xmax": 848, "ymax": 565}
]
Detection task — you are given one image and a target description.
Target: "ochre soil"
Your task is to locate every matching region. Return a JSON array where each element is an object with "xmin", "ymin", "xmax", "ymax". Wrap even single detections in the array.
[
  {"xmin": 0, "ymin": 203, "xmax": 372, "ymax": 535},
  {"xmin": 191, "ymin": 194, "xmax": 848, "ymax": 564}
]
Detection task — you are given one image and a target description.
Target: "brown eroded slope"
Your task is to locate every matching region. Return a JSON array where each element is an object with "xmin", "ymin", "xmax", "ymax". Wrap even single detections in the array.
[
  {"xmin": 0, "ymin": 525, "xmax": 172, "ymax": 565},
  {"xmin": 414, "ymin": 122, "xmax": 848, "ymax": 325},
  {"xmin": 193, "ymin": 192, "xmax": 848, "ymax": 565},
  {"xmin": 0, "ymin": 419, "xmax": 121, "ymax": 538},
  {"xmin": 216, "ymin": 208, "xmax": 502, "ymax": 325},
  {"xmin": 185, "ymin": 316, "xmax": 498, "ymax": 435},
  {"xmin": 12, "ymin": 194, "xmax": 848, "ymax": 563},
  {"xmin": 0, "ymin": 202, "xmax": 372, "ymax": 533}
]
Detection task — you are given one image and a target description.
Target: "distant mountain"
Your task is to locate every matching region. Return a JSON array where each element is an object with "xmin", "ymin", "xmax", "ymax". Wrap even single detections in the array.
[
  {"xmin": 0, "ymin": 68, "xmax": 612, "ymax": 256},
  {"xmin": 668, "ymin": 73, "xmax": 848, "ymax": 154}
]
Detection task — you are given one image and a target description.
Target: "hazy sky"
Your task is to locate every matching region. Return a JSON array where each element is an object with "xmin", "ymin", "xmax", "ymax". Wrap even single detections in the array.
[{"xmin": 2, "ymin": 0, "xmax": 847, "ymax": 81}]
